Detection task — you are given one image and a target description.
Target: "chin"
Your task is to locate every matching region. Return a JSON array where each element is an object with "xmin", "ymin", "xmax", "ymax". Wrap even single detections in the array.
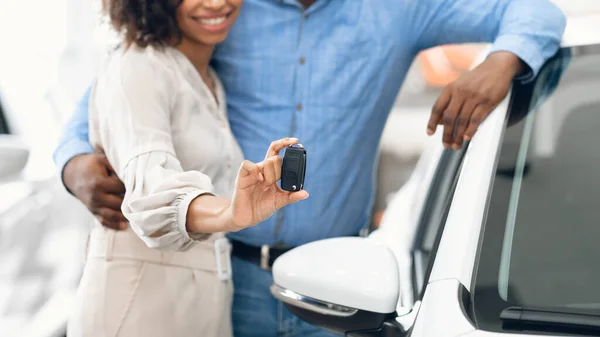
[
  {"xmin": 197, "ymin": 33, "xmax": 229, "ymax": 46},
  {"xmin": 205, "ymin": 36, "xmax": 229, "ymax": 46}
]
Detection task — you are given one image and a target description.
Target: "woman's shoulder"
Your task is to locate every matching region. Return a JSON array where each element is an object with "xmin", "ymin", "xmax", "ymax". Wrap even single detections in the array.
[
  {"xmin": 105, "ymin": 44, "xmax": 180, "ymax": 84},
  {"xmin": 94, "ymin": 44, "xmax": 183, "ymax": 107}
]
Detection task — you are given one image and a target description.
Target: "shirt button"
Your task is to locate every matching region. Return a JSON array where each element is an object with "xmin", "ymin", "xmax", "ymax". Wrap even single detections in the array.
[
  {"xmin": 296, "ymin": 104, "xmax": 303, "ymax": 111},
  {"xmin": 299, "ymin": 57, "xmax": 306, "ymax": 65},
  {"xmin": 304, "ymin": 13, "xmax": 309, "ymax": 19}
]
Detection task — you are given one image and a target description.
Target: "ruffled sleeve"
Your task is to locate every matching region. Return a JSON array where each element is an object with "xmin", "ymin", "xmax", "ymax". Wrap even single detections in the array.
[
  {"xmin": 121, "ymin": 152, "xmax": 213, "ymax": 251},
  {"xmin": 91, "ymin": 47, "xmax": 214, "ymax": 251}
]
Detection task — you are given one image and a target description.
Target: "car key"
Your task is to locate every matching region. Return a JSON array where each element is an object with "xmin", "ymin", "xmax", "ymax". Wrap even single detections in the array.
[{"xmin": 280, "ymin": 144, "xmax": 306, "ymax": 192}]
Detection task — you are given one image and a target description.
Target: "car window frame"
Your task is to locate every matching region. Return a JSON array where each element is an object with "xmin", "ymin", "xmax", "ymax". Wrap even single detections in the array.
[{"xmin": 411, "ymin": 145, "xmax": 468, "ymax": 301}]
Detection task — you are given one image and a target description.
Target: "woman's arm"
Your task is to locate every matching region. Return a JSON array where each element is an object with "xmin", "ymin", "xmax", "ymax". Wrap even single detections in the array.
[
  {"xmin": 94, "ymin": 50, "xmax": 223, "ymax": 251},
  {"xmin": 186, "ymin": 138, "xmax": 309, "ymax": 233},
  {"xmin": 95, "ymin": 50, "xmax": 308, "ymax": 251}
]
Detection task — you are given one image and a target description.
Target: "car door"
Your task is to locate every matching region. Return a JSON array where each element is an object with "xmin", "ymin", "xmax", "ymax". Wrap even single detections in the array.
[{"xmin": 0, "ymin": 91, "xmax": 91, "ymax": 337}]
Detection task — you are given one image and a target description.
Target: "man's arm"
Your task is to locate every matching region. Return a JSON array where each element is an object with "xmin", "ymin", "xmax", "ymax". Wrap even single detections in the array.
[
  {"xmin": 408, "ymin": 0, "xmax": 566, "ymax": 148},
  {"xmin": 53, "ymin": 87, "xmax": 95, "ymax": 174},
  {"xmin": 53, "ymin": 86, "xmax": 127, "ymax": 230},
  {"xmin": 412, "ymin": 0, "xmax": 565, "ymax": 80}
]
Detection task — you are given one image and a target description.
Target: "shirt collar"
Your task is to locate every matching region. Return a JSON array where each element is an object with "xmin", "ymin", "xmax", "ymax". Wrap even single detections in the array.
[{"xmin": 276, "ymin": 0, "xmax": 326, "ymax": 12}]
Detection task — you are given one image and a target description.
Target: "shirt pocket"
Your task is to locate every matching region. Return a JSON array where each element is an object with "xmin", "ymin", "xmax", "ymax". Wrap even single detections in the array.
[
  {"xmin": 309, "ymin": 47, "xmax": 382, "ymax": 110},
  {"xmin": 307, "ymin": 9, "xmax": 386, "ymax": 110}
]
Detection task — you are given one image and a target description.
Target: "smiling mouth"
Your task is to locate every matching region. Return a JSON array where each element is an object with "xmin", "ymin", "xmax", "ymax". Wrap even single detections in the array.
[
  {"xmin": 198, "ymin": 16, "xmax": 226, "ymax": 25},
  {"xmin": 193, "ymin": 12, "xmax": 231, "ymax": 26}
]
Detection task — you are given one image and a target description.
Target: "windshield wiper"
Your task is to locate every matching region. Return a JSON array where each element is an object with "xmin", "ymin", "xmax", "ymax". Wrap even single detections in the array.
[{"xmin": 501, "ymin": 306, "xmax": 600, "ymax": 335}]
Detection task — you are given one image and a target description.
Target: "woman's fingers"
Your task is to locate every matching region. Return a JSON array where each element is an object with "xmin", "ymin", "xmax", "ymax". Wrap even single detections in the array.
[
  {"xmin": 274, "ymin": 157, "xmax": 282, "ymax": 182},
  {"xmin": 237, "ymin": 160, "xmax": 263, "ymax": 189},
  {"xmin": 275, "ymin": 190, "xmax": 309, "ymax": 209},
  {"xmin": 238, "ymin": 154, "xmax": 285, "ymax": 191},
  {"xmin": 265, "ymin": 137, "xmax": 299, "ymax": 159},
  {"xmin": 261, "ymin": 156, "xmax": 282, "ymax": 185},
  {"xmin": 288, "ymin": 190, "xmax": 309, "ymax": 203},
  {"xmin": 239, "ymin": 160, "xmax": 259, "ymax": 177}
]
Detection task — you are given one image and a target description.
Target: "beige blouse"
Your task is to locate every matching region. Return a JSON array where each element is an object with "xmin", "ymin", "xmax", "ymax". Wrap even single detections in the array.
[{"xmin": 89, "ymin": 45, "xmax": 244, "ymax": 251}]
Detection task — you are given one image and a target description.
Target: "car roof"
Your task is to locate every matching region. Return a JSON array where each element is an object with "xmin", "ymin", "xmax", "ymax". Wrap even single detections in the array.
[{"xmin": 554, "ymin": 0, "xmax": 600, "ymax": 47}]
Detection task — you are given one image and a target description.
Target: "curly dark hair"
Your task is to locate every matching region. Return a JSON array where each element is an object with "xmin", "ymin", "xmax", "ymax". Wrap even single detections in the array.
[{"xmin": 103, "ymin": 0, "xmax": 184, "ymax": 48}]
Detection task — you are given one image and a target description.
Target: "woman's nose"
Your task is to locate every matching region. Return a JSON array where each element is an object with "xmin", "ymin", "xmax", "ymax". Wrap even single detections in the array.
[{"xmin": 203, "ymin": 0, "xmax": 226, "ymax": 10}]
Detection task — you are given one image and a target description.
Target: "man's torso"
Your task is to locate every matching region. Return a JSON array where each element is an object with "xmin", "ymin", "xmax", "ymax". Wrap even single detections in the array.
[{"xmin": 213, "ymin": 0, "xmax": 419, "ymax": 246}]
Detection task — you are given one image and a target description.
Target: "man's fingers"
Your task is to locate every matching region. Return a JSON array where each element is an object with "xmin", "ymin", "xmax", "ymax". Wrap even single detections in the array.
[
  {"xmin": 463, "ymin": 105, "xmax": 489, "ymax": 142},
  {"xmin": 265, "ymin": 137, "xmax": 299, "ymax": 159},
  {"xmin": 441, "ymin": 95, "xmax": 464, "ymax": 148},
  {"xmin": 428, "ymin": 89, "xmax": 451, "ymax": 135},
  {"xmin": 97, "ymin": 154, "xmax": 117, "ymax": 174},
  {"xmin": 452, "ymin": 101, "xmax": 477, "ymax": 149},
  {"xmin": 90, "ymin": 191, "xmax": 124, "ymax": 212},
  {"xmin": 95, "ymin": 208, "xmax": 128, "ymax": 230},
  {"xmin": 96, "ymin": 174, "xmax": 126, "ymax": 194},
  {"xmin": 103, "ymin": 193, "xmax": 125, "ymax": 211}
]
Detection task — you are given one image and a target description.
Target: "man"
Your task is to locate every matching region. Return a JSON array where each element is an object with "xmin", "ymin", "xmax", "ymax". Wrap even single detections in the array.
[{"xmin": 54, "ymin": 0, "xmax": 565, "ymax": 336}]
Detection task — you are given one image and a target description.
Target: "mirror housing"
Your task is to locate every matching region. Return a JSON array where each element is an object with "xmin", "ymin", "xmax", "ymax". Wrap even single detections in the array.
[
  {"xmin": 0, "ymin": 135, "xmax": 29, "ymax": 180},
  {"xmin": 271, "ymin": 237, "xmax": 404, "ymax": 336}
]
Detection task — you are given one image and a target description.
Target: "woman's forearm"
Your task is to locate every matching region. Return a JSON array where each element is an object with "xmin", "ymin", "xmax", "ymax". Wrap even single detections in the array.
[{"xmin": 185, "ymin": 194, "xmax": 235, "ymax": 233}]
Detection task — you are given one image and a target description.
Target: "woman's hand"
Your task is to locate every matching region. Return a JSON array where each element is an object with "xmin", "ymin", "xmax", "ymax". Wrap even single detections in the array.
[{"xmin": 227, "ymin": 138, "xmax": 309, "ymax": 231}]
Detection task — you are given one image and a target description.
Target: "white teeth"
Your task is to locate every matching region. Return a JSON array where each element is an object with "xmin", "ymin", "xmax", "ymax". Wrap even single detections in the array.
[{"xmin": 199, "ymin": 17, "xmax": 226, "ymax": 26}]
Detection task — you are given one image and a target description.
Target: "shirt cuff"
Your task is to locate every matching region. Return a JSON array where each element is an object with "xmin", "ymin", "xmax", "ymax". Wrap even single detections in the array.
[
  {"xmin": 176, "ymin": 189, "xmax": 214, "ymax": 246},
  {"xmin": 53, "ymin": 139, "xmax": 94, "ymax": 192},
  {"xmin": 489, "ymin": 34, "xmax": 545, "ymax": 84}
]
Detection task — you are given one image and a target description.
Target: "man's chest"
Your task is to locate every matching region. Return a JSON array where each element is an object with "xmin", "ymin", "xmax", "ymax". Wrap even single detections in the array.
[{"xmin": 212, "ymin": 0, "xmax": 413, "ymax": 110}]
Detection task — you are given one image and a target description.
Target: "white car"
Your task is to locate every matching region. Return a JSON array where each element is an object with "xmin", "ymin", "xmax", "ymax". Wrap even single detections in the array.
[
  {"xmin": 0, "ymin": 89, "xmax": 91, "ymax": 337},
  {"xmin": 270, "ymin": 22, "xmax": 600, "ymax": 337}
]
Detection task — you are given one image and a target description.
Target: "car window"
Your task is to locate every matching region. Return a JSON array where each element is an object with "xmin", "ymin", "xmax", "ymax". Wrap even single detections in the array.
[
  {"xmin": 0, "ymin": 97, "xmax": 10, "ymax": 134},
  {"xmin": 472, "ymin": 44, "xmax": 600, "ymax": 333}
]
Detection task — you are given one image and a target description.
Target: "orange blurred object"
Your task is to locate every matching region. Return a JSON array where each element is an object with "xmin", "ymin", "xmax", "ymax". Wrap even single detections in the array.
[
  {"xmin": 372, "ymin": 210, "xmax": 385, "ymax": 229},
  {"xmin": 418, "ymin": 44, "xmax": 486, "ymax": 87}
]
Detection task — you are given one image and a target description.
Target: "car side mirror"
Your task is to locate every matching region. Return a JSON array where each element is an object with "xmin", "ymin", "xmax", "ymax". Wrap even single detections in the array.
[
  {"xmin": 0, "ymin": 135, "xmax": 29, "ymax": 180},
  {"xmin": 271, "ymin": 237, "xmax": 406, "ymax": 336}
]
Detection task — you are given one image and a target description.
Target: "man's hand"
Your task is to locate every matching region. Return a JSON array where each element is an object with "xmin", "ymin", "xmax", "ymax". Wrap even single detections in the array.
[
  {"xmin": 427, "ymin": 51, "xmax": 525, "ymax": 149},
  {"xmin": 63, "ymin": 153, "xmax": 128, "ymax": 230}
]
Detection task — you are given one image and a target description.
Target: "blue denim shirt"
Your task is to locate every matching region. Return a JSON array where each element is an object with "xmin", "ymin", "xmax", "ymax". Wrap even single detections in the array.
[{"xmin": 54, "ymin": 0, "xmax": 565, "ymax": 247}]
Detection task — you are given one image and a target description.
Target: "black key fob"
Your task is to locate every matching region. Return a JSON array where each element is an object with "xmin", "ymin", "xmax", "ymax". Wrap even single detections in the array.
[{"xmin": 281, "ymin": 144, "xmax": 306, "ymax": 192}]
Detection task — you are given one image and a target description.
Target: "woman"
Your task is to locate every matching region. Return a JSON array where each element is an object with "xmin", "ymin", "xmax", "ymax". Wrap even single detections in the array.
[{"xmin": 67, "ymin": 0, "xmax": 308, "ymax": 336}]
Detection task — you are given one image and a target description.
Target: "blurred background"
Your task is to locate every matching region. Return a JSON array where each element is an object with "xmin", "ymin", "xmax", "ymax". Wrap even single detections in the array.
[{"xmin": 0, "ymin": 0, "xmax": 501, "ymax": 335}]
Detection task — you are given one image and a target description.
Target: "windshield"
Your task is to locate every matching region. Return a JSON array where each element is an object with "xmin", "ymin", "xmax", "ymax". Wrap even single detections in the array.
[{"xmin": 472, "ymin": 43, "xmax": 600, "ymax": 334}]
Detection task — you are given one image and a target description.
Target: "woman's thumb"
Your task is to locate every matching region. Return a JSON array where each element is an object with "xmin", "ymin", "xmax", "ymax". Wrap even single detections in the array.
[{"xmin": 281, "ymin": 190, "xmax": 309, "ymax": 208}]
